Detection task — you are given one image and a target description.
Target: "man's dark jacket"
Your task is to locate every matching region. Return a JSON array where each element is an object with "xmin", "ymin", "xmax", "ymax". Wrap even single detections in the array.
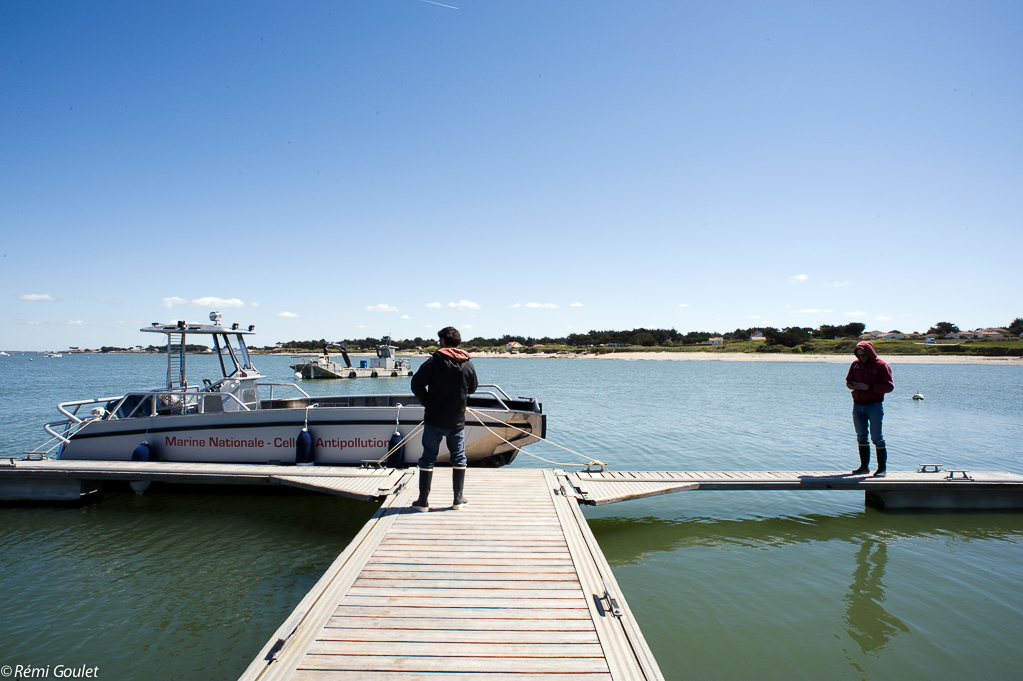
[{"xmin": 411, "ymin": 347, "xmax": 478, "ymax": 430}]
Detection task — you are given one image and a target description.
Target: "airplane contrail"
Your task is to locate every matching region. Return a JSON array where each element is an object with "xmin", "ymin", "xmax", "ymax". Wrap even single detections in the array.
[{"xmin": 420, "ymin": 0, "xmax": 459, "ymax": 8}]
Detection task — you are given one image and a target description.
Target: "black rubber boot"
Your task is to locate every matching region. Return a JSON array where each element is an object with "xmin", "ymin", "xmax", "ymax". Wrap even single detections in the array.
[
  {"xmin": 873, "ymin": 445, "xmax": 887, "ymax": 477},
  {"xmin": 452, "ymin": 466, "xmax": 468, "ymax": 510},
  {"xmin": 412, "ymin": 468, "xmax": 432, "ymax": 512},
  {"xmin": 852, "ymin": 444, "xmax": 871, "ymax": 475}
]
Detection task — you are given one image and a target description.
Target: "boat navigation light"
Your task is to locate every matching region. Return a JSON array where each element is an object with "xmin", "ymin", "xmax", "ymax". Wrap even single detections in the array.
[
  {"xmin": 231, "ymin": 323, "xmax": 240, "ymax": 330},
  {"xmin": 210, "ymin": 311, "xmax": 222, "ymax": 324}
]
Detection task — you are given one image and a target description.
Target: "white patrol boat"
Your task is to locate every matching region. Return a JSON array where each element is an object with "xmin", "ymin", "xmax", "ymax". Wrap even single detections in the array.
[
  {"xmin": 36, "ymin": 314, "xmax": 545, "ymax": 467},
  {"xmin": 290, "ymin": 337, "xmax": 413, "ymax": 379}
]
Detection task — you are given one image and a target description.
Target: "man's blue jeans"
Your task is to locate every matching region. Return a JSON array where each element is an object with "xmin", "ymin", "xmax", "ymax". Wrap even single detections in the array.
[
  {"xmin": 853, "ymin": 402, "xmax": 885, "ymax": 447},
  {"xmin": 418, "ymin": 423, "xmax": 467, "ymax": 469}
]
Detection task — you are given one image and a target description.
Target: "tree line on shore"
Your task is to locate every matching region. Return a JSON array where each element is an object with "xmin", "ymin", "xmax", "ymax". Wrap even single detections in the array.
[
  {"xmin": 74, "ymin": 318, "xmax": 1021, "ymax": 354},
  {"xmin": 270, "ymin": 318, "xmax": 1023, "ymax": 352}
]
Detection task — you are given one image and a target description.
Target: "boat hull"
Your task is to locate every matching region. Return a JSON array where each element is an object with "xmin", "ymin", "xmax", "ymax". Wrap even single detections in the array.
[{"xmin": 57, "ymin": 406, "xmax": 543, "ymax": 467}]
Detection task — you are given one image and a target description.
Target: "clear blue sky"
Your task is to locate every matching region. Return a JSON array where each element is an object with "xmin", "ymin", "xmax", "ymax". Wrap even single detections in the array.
[{"xmin": 3, "ymin": 1, "xmax": 1021, "ymax": 349}]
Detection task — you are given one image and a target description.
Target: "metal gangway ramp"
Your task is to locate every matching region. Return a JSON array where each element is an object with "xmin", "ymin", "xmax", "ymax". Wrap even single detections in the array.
[{"xmin": 240, "ymin": 468, "xmax": 662, "ymax": 681}]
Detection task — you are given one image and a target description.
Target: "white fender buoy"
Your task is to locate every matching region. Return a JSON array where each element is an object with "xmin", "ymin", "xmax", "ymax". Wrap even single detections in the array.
[{"xmin": 130, "ymin": 480, "xmax": 151, "ymax": 495}]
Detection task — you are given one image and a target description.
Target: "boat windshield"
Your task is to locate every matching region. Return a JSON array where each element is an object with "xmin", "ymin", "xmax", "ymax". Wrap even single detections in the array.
[{"xmin": 214, "ymin": 333, "xmax": 254, "ymax": 376}]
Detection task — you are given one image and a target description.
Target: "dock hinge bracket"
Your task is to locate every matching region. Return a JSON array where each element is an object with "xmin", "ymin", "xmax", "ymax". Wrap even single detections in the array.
[
  {"xmin": 601, "ymin": 578, "xmax": 623, "ymax": 618},
  {"xmin": 264, "ymin": 610, "xmax": 305, "ymax": 663}
]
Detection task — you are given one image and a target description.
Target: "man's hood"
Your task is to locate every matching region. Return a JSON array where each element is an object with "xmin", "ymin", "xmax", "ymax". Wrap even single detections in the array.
[
  {"xmin": 436, "ymin": 347, "xmax": 472, "ymax": 363},
  {"xmin": 855, "ymin": 341, "xmax": 879, "ymax": 362}
]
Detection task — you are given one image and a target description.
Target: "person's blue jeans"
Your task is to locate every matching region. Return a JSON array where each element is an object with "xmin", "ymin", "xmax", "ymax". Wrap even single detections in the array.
[
  {"xmin": 852, "ymin": 402, "xmax": 885, "ymax": 447},
  {"xmin": 418, "ymin": 423, "xmax": 467, "ymax": 469}
]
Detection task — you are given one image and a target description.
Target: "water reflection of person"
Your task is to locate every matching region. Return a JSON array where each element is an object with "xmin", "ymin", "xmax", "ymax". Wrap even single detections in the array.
[{"xmin": 843, "ymin": 538, "xmax": 909, "ymax": 655}]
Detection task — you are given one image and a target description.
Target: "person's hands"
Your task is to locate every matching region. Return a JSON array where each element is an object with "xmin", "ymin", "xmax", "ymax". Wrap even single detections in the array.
[{"xmin": 853, "ymin": 382, "xmax": 869, "ymax": 390}]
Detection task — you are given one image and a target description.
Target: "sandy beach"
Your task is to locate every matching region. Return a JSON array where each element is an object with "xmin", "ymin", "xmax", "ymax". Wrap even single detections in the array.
[{"xmin": 461, "ymin": 351, "xmax": 1023, "ymax": 365}]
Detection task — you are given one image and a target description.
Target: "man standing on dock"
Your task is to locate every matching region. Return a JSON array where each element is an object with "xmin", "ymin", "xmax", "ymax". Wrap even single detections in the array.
[
  {"xmin": 846, "ymin": 341, "xmax": 894, "ymax": 477},
  {"xmin": 410, "ymin": 326, "xmax": 478, "ymax": 511}
]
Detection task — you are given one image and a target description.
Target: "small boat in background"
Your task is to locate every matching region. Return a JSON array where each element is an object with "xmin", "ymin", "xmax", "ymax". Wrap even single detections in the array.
[
  {"xmin": 291, "ymin": 337, "xmax": 413, "ymax": 379},
  {"xmin": 44, "ymin": 352, "xmax": 63, "ymax": 358},
  {"xmin": 912, "ymin": 391, "xmax": 925, "ymax": 400}
]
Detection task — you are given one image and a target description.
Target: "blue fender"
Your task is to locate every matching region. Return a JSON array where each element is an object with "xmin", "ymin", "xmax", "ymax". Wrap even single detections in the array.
[
  {"xmin": 296, "ymin": 427, "xmax": 314, "ymax": 465},
  {"xmin": 387, "ymin": 430, "xmax": 405, "ymax": 468}
]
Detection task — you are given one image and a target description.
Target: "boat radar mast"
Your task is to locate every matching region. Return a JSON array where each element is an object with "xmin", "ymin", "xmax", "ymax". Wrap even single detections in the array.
[{"xmin": 141, "ymin": 313, "xmax": 258, "ymax": 390}]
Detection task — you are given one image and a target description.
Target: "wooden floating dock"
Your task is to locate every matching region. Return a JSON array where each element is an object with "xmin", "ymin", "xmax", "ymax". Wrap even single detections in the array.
[
  {"xmin": 566, "ymin": 468, "xmax": 1023, "ymax": 510},
  {"xmin": 4, "ymin": 461, "xmax": 1023, "ymax": 679},
  {"xmin": 239, "ymin": 468, "xmax": 661, "ymax": 681},
  {"xmin": 0, "ymin": 459, "xmax": 411, "ymax": 502},
  {"xmin": 3, "ymin": 459, "xmax": 1022, "ymax": 510}
]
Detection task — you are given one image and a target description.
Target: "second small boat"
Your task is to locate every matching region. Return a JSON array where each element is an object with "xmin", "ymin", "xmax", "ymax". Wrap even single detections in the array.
[{"xmin": 291, "ymin": 337, "xmax": 413, "ymax": 379}]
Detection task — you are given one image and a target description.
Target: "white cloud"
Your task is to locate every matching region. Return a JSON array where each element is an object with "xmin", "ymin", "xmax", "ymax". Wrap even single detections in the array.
[
  {"xmin": 677, "ymin": 303, "xmax": 690, "ymax": 308},
  {"xmin": 509, "ymin": 303, "xmax": 522, "ymax": 309},
  {"xmin": 163, "ymin": 296, "xmax": 249, "ymax": 309},
  {"xmin": 875, "ymin": 316, "xmax": 892, "ymax": 321},
  {"xmin": 828, "ymin": 281, "xmax": 851, "ymax": 287},
  {"xmin": 358, "ymin": 323, "xmax": 370, "ymax": 329},
  {"xmin": 191, "ymin": 296, "xmax": 246, "ymax": 308},
  {"xmin": 425, "ymin": 302, "xmax": 442, "ymax": 309},
  {"xmin": 448, "ymin": 300, "xmax": 480, "ymax": 310},
  {"xmin": 366, "ymin": 303, "xmax": 398, "ymax": 312},
  {"xmin": 524, "ymin": 302, "xmax": 558, "ymax": 309},
  {"xmin": 790, "ymin": 274, "xmax": 809, "ymax": 284},
  {"xmin": 464, "ymin": 324, "xmax": 474, "ymax": 329},
  {"xmin": 400, "ymin": 314, "xmax": 410, "ymax": 320},
  {"xmin": 250, "ymin": 302, "xmax": 259, "ymax": 307},
  {"xmin": 19, "ymin": 293, "xmax": 56, "ymax": 302},
  {"xmin": 115, "ymin": 320, "xmax": 143, "ymax": 324},
  {"xmin": 277, "ymin": 311, "xmax": 299, "ymax": 318},
  {"xmin": 796, "ymin": 308, "xmax": 833, "ymax": 314},
  {"xmin": 570, "ymin": 302, "xmax": 583, "ymax": 307},
  {"xmin": 747, "ymin": 315, "xmax": 761, "ymax": 320},
  {"xmin": 845, "ymin": 311, "xmax": 865, "ymax": 316},
  {"xmin": 160, "ymin": 297, "xmax": 188, "ymax": 308},
  {"xmin": 65, "ymin": 320, "xmax": 84, "ymax": 326}
]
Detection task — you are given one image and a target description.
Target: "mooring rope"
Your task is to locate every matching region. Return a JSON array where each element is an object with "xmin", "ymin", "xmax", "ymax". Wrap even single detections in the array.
[
  {"xmin": 369, "ymin": 420, "xmax": 425, "ymax": 465},
  {"xmin": 466, "ymin": 407, "xmax": 605, "ymax": 469}
]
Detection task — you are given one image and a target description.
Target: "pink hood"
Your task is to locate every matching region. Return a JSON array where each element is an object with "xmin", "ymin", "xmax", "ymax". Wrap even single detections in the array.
[{"xmin": 854, "ymin": 340, "xmax": 879, "ymax": 362}]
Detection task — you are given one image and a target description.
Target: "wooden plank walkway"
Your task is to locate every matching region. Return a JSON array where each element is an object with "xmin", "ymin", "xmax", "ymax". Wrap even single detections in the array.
[
  {"xmin": 563, "ymin": 469, "xmax": 1023, "ymax": 506},
  {"xmin": 239, "ymin": 468, "xmax": 662, "ymax": 681},
  {"xmin": 0, "ymin": 459, "xmax": 408, "ymax": 501}
]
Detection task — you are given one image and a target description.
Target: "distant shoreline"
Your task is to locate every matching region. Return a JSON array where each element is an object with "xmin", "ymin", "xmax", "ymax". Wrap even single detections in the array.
[
  {"xmin": 459, "ymin": 351, "xmax": 1023, "ymax": 365},
  {"xmin": 10, "ymin": 350, "xmax": 1018, "ymax": 366}
]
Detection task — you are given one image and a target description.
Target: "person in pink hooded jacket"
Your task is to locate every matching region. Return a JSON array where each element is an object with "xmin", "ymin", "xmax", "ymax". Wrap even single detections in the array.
[{"xmin": 845, "ymin": 341, "xmax": 894, "ymax": 477}]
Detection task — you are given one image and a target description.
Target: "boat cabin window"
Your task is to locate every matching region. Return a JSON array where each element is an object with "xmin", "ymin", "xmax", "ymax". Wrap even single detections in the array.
[
  {"xmin": 232, "ymin": 334, "xmax": 253, "ymax": 370},
  {"xmin": 214, "ymin": 333, "xmax": 254, "ymax": 376}
]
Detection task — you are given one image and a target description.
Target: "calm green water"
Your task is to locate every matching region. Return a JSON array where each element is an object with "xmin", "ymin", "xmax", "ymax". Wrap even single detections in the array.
[{"xmin": 2, "ymin": 354, "xmax": 1022, "ymax": 680}]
